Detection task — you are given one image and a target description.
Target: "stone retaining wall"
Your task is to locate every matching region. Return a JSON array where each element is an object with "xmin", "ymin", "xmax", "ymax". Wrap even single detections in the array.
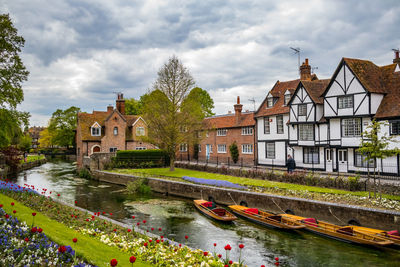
[{"xmin": 92, "ymin": 170, "xmax": 400, "ymax": 231}]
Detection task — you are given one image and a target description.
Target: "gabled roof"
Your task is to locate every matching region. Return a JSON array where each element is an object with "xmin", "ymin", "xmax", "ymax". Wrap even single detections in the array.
[
  {"xmin": 254, "ymin": 79, "xmax": 300, "ymax": 117},
  {"xmin": 203, "ymin": 112, "xmax": 255, "ymax": 129},
  {"xmin": 375, "ymin": 71, "xmax": 400, "ymax": 119},
  {"xmin": 300, "ymin": 79, "xmax": 331, "ymax": 104}
]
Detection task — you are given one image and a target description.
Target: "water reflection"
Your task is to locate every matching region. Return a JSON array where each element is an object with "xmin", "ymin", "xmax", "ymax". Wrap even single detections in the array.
[{"xmin": 11, "ymin": 161, "xmax": 400, "ymax": 267}]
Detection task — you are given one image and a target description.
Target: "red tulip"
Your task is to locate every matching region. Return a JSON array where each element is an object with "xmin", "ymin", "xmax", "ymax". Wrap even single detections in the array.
[
  {"xmin": 261, "ymin": 265, "xmax": 265, "ymax": 267},
  {"xmin": 218, "ymin": 254, "xmax": 222, "ymax": 258},
  {"xmin": 275, "ymin": 257, "xmax": 279, "ymax": 261},
  {"xmin": 149, "ymin": 239, "xmax": 152, "ymax": 243},
  {"xmin": 179, "ymin": 244, "xmax": 182, "ymax": 247},
  {"xmin": 32, "ymin": 213, "xmax": 36, "ymax": 216},
  {"xmin": 239, "ymin": 244, "xmax": 244, "ymax": 249},
  {"xmin": 113, "ymin": 229, "xmax": 117, "ymax": 232},
  {"xmin": 137, "ymin": 222, "xmax": 140, "ymax": 226},
  {"xmin": 275, "ymin": 262, "xmax": 279, "ymax": 266},
  {"xmin": 144, "ymin": 242, "xmax": 148, "ymax": 247},
  {"xmin": 110, "ymin": 258, "xmax": 118, "ymax": 266},
  {"xmin": 156, "ymin": 239, "xmax": 160, "ymax": 244},
  {"xmin": 229, "ymin": 260, "xmax": 233, "ymax": 264},
  {"xmin": 224, "ymin": 244, "xmax": 232, "ymax": 250},
  {"xmin": 132, "ymin": 215, "xmax": 135, "ymax": 219},
  {"xmin": 214, "ymin": 243, "xmax": 217, "ymax": 247},
  {"xmin": 185, "ymin": 235, "xmax": 188, "ymax": 239},
  {"xmin": 158, "ymin": 228, "xmax": 162, "ymax": 231},
  {"xmin": 86, "ymin": 219, "xmax": 89, "ymax": 222},
  {"xmin": 13, "ymin": 210, "xmax": 16, "ymax": 214},
  {"xmin": 127, "ymin": 229, "xmax": 131, "ymax": 232},
  {"xmin": 161, "ymin": 235, "xmax": 164, "ymax": 239},
  {"xmin": 73, "ymin": 238, "xmax": 77, "ymax": 243},
  {"xmin": 31, "ymin": 227, "xmax": 37, "ymax": 233},
  {"xmin": 5, "ymin": 214, "xmax": 9, "ymax": 219},
  {"xmin": 57, "ymin": 194, "xmax": 60, "ymax": 197},
  {"xmin": 24, "ymin": 237, "xmax": 29, "ymax": 242},
  {"xmin": 11, "ymin": 202, "xmax": 14, "ymax": 206},
  {"xmin": 103, "ymin": 212, "xmax": 106, "ymax": 215},
  {"xmin": 129, "ymin": 256, "xmax": 136, "ymax": 263},
  {"xmin": 38, "ymin": 228, "xmax": 43, "ymax": 233},
  {"xmin": 110, "ymin": 213, "xmax": 113, "ymax": 216},
  {"xmin": 74, "ymin": 201, "xmax": 77, "ymax": 204},
  {"xmin": 0, "ymin": 204, "xmax": 3, "ymax": 208},
  {"xmin": 224, "ymin": 265, "xmax": 229, "ymax": 267},
  {"xmin": 142, "ymin": 220, "xmax": 146, "ymax": 224},
  {"xmin": 151, "ymin": 227, "xmax": 154, "ymax": 231},
  {"xmin": 204, "ymin": 251, "xmax": 208, "ymax": 256},
  {"xmin": 59, "ymin": 246, "xmax": 66, "ymax": 253}
]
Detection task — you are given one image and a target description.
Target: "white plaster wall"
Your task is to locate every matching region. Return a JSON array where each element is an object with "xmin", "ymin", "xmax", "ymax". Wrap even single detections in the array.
[
  {"xmin": 257, "ymin": 141, "xmax": 287, "ymax": 166},
  {"xmin": 371, "ymin": 93, "xmax": 384, "ymax": 114},
  {"xmin": 353, "ymin": 93, "xmax": 369, "ymax": 115},
  {"xmin": 329, "ymin": 119, "xmax": 341, "ymax": 141},
  {"xmin": 324, "ymin": 97, "xmax": 337, "ymax": 117}
]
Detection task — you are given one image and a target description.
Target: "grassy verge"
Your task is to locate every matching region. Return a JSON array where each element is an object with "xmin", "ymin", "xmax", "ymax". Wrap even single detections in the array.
[
  {"xmin": 114, "ymin": 168, "xmax": 400, "ymax": 201},
  {"xmin": 20, "ymin": 154, "xmax": 45, "ymax": 163},
  {"xmin": 0, "ymin": 193, "xmax": 152, "ymax": 267}
]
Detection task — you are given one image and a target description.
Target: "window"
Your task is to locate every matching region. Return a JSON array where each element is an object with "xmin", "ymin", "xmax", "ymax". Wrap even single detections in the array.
[
  {"xmin": 338, "ymin": 95, "xmax": 353, "ymax": 109},
  {"xmin": 91, "ymin": 127, "xmax": 101, "ymax": 136},
  {"xmin": 135, "ymin": 147, "xmax": 146, "ymax": 150},
  {"xmin": 217, "ymin": 144, "xmax": 227, "ymax": 153},
  {"xmin": 303, "ymin": 147, "xmax": 319, "ymax": 164},
  {"xmin": 179, "ymin": 143, "xmax": 187, "ymax": 152},
  {"xmin": 180, "ymin": 126, "xmax": 188, "ymax": 132},
  {"xmin": 299, "ymin": 124, "xmax": 314, "ymax": 140},
  {"xmin": 242, "ymin": 144, "xmax": 253, "ymax": 154},
  {"xmin": 276, "ymin": 115, "xmax": 284, "ymax": 134},
  {"xmin": 136, "ymin": 127, "xmax": 145, "ymax": 136},
  {"xmin": 267, "ymin": 97, "xmax": 274, "ymax": 108},
  {"xmin": 197, "ymin": 144, "xmax": 201, "ymax": 152},
  {"xmin": 242, "ymin": 127, "xmax": 253, "ymax": 135},
  {"xmin": 217, "ymin": 128, "xmax": 227, "ymax": 136},
  {"xmin": 354, "ymin": 150, "xmax": 375, "ymax": 168},
  {"xmin": 284, "ymin": 94, "xmax": 291, "ymax": 105},
  {"xmin": 342, "ymin": 118, "xmax": 361, "ymax": 137},
  {"xmin": 264, "ymin": 117, "xmax": 270, "ymax": 134},
  {"xmin": 390, "ymin": 120, "xmax": 400, "ymax": 135},
  {"xmin": 298, "ymin": 104, "xmax": 307, "ymax": 116},
  {"xmin": 113, "ymin": 127, "xmax": 118, "ymax": 136},
  {"xmin": 266, "ymin": 142, "xmax": 275, "ymax": 159},
  {"xmin": 110, "ymin": 147, "xmax": 117, "ymax": 153}
]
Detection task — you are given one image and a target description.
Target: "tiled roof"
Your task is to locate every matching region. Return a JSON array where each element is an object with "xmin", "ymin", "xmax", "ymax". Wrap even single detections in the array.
[
  {"xmin": 375, "ymin": 70, "xmax": 400, "ymax": 119},
  {"xmin": 301, "ymin": 79, "xmax": 330, "ymax": 104},
  {"xmin": 254, "ymin": 79, "xmax": 300, "ymax": 117},
  {"xmin": 77, "ymin": 111, "xmax": 139, "ymax": 141},
  {"xmin": 203, "ymin": 112, "xmax": 255, "ymax": 129},
  {"xmin": 344, "ymin": 58, "xmax": 390, "ymax": 94}
]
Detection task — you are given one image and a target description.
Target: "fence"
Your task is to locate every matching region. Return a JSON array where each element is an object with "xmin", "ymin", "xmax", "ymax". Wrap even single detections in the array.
[{"xmin": 179, "ymin": 154, "xmax": 256, "ymax": 169}]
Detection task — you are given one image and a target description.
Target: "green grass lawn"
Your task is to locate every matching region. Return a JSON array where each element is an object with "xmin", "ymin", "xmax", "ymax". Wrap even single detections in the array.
[
  {"xmin": 114, "ymin": 168, "xmax": 400, "ymax": 201},
  {"xmin": 20, "ymin": 154, "xmax": 45, "ymax": 163},
  {"xmin": 0, "ymin": 193, "xmax": 152, "ymax": 267}
]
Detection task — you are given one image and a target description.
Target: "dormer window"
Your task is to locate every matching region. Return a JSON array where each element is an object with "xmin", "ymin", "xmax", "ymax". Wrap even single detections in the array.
[
  {"xmin": 136, "ymin": 127, "xmax": 145, "ymax": 136},
  {"xmin": 267, "ymin": 97, "xmax": 274, "ymax": 108},
  {"xmin": 113, "ymin": 127, "xmax": 118, "ymax": 136},
  {"xmin": 284, "ymin": 94, "xmax": 291, "ymax": 105},
  {"xmin": 91, "ymin": 122, "xmax": 101, "ymax": 136}
]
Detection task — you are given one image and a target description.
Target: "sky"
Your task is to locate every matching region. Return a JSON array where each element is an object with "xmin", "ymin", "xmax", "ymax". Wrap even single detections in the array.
[{"xmin": 1, "ymin": 0, "xmax": 399, "ymax": 126}]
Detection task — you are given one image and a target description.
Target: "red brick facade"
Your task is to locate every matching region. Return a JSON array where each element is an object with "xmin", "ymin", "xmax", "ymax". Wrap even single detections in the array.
[{"xmin": 76, "ymin": 94, "xmax": 155, "ymax": 168}]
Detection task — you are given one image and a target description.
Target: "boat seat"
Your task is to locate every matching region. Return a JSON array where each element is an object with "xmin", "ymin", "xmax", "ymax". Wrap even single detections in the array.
[
  {"xmin": 212, "ymin": 208, "xmax": 226, "ymax": 216},
  {"xmin": 268, "ymin": 215, "xmax": 282, "ymax": 221},
  {"xmin": 387, "ymin": 230, "xmax": 400, "ymax": 236},
  {"xmin": 337, "ymin": 227, "xmax": 354, "ymax": 236},
  {"xmin": 202, "ymin": 202, "xmax": 216, "ymax": 209},
  {"xmin": 244, "ymin": 208, "xmax": 259, "ymax": 215},
  {"xmin": 303, "ymin": 218, "xmax": 318, "ymax": 227}
]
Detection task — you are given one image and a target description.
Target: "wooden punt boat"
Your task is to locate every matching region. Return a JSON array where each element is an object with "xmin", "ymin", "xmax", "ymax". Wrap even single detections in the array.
[
  {"xmin": 281, "ymin": 214, "xmax": 393, "ymax": 246},
  {"xmin": 228, "ymin": 205, "xmax": 305, "ymax": 230},
  {"xmin": 351, "ymin": 226, "xmax": 400, "ymax": 246},
  {"xmin": 194, "ymin": 199, "xmax": 237, "ymax": 222}
]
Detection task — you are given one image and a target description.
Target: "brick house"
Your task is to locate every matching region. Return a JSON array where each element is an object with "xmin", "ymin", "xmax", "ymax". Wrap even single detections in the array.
[
  {"xmin": 180, "ymin": 96, "xmax": 256, "ymax": 166},
  {"xmin": 76, "ymin": 94, "xmax": 155, "ymax": 168},
  {"xmin": 27, "ymin": 126, "xmax": 45, "ymax": 149}
]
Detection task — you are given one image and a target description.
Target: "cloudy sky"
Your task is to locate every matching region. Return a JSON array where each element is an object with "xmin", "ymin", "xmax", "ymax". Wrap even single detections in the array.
[{"xmin": 1, "ymin": 0, "xmax": 399, "ymax": 126}]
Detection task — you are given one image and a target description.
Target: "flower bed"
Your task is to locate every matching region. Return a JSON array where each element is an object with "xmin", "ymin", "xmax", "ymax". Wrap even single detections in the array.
[
  {"xmin": 182, "ymin": 176, "xmax": 247, "ymax": 190},
  {"xmin": 0, "ymin": 208, "xmax": 94, "ymax": 266}
]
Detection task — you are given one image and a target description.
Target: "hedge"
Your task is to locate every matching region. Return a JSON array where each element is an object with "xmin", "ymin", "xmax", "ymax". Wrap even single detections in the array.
[{"xmin": 112, "ymin": 149, "xmax": 169, "ymax": 168}]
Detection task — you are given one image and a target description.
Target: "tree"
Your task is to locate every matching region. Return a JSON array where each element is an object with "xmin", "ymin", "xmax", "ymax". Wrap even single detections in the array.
[
  {"xmin": 229, "ymin": 142, "xmax": 239, "ymax": 163},
  {"xmin": 142, "ymin": 56, "xmax": 197, "ymax": 171},
  {"xmin": 184, "ymin": 87, "xmax": 215, "ymax": 117},
  {"xmin": 38, "ymin": 128, "xmax": 54, "ymax": 149},
  {"xmin": 0, "ymin": 14, "xmax": 30, "ymax": 148},
  {"xmin": 358, "ymin": 119, "xmax": 400, "ymax": 199},
  {"xmin": 18, "ymin": 133, "xmax": 32, "ymax": 152},
  {"xmin": 125, "ymin": 93, "xmax": 149, "ymax": 115},
  {"xmin": 48, "ymin": 106, "xmax": 80, "ymax": 148}
]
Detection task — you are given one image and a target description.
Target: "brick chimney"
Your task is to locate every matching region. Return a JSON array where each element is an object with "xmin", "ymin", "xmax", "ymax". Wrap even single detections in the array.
[
  {"xmin": 393, "ymin": 50, "xmax": 400, "ymax": 65},
  {"xmin": 300, "ymin": 58, "xmax": 312, "ymax": 81},
  {"xmin": 107, "ymin": 105, "xmax": 113, "ymax": 114},
  {"xmin": 116, "ymin": 93, "xmax": 125, "ymax": 115},
  {"xmin": 234, "ymin": 96, "xmax": 243, "ymax": 124}
]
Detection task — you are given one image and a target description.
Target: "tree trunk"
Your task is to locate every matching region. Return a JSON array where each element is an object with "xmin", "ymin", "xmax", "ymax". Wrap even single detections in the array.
[
  {"xmin": 373, "ymin": 169, "xmax": 376, "ymax": 198},
  {"xmin": 169, "ymin": 153, "xmax": 175, "ymax": 171},
  {"xmin": 367, "ymin": 168, "xmax": 371, "ymax": 198}
]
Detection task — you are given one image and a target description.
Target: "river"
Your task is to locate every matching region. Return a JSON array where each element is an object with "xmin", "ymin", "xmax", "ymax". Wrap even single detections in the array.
[{"xmin": 10, "ymin": 161, "xmax": 400, "ymax": 267}]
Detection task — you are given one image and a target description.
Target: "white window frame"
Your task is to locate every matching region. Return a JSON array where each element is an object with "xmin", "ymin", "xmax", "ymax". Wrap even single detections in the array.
[
  {"xmin": 179, "ymin": 143, "xmax": 188, "ymax": 152},
  {"xmin": 91, "ymin": 126, "xmax": 101, "ymax": 136},
  {"xmin": 341, "ymin": 118, "xmax": 361, "ymax": 137},
  {"xmin": 304, "ymin": 147, "xmax": 319, "ymax": 164},
  {"xmin": 298, "ymin": 104, "xmax": 307, "ymax": 116},
  {"xmin": 217, "ymin": 144, "xmax": 227, "ymax": 153},
  {"xmin": 242, "ymin": 144, "xmax": 253, "ymax": 154},
  {"xmin": 135, "ymin": 147, "xmax": 146, "ymax": 150},
  {"xmin": 264, "ymin": 117, "xmax": 270, "ymax": 134},
  {"xmin": 276, "ymin": 115, "xmax": 284, "ymax": 134},
  {"xmin": 266, "ymin": 142, "xmax": 275, "ymax": 159},
  {"xmin": 217, "ymin": 128, "xmax": 227, "ymax": 136},
  {"xmin": 113, "ymin": 127, "xmax": 118, "ymax": 136},
  {"xmin": 338, "ymin": 95, "xmax": 353, "ymax": 109},
  {"xmin": 390, "ymin": 120, "xmax": 400, "ymax": 135},
  {"xmin": 267, "ymin": 97, "xmax": 274, "ymax": 108},
  {"xmin": 109, "ymin": 147, "xmax": 117, "ymax": 153},
  {"xmin": 299, "ymin": 124, "xmax": 314, "ymax": 141},
  {"xmin": 284, "ymin": 94, "xmax": 291, "ymax": 106},
  {"xmin": 354, "ymin": 150, "xmax": 375, "ymax": 168},
  {"xmin": 136, "ymin": 127, "xmax": 145, "ymax": 136},
  {"xmin": 241, "ymin": 127, "xmax": 253, "ymax": 135}
]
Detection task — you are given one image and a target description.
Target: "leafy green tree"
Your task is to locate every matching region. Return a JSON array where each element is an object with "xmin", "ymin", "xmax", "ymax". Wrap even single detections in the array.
[
  {"xmin": 48, "ymin": 106, "xmax": 80, "ymax": 148},
  {"xmin": 229, "ymin": 142, "xmax": 239, "ymax": 163},
  {"xmin": 125, "ymin": 93, "xmax": 150, "ymax": 115},
  {"xmin": 0, "ymin": 14, "xmax": 30, "ymax": 148},
  {"xmin": 143, "ymin": 56, "xmax": 199, "ymax": 171},
  {"xmin": 18, "ymin": 133, "xmax": 32, "ymax": 152},
  {"xmin": 38, "ymin": 128, "xmax": 54, "ymax": 148},
  {"xmin": 358, "ymin": 119, "xmax": 400, "ymax": 199},
  {"xmin": 184, "ymin": 87, "xmax": 215, "ymax": 117}
]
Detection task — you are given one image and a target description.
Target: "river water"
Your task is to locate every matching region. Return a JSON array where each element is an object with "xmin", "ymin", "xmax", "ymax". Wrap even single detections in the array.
[{"xmin": 10, "ymin": 161, "xmax": 400, "ymax": 267}]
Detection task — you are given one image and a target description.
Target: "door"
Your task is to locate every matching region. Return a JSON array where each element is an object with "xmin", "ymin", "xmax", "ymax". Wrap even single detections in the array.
[
  {"xmin": 325, "ymin": 148, "xmax": 333, "ymax": 172},
  {"xmin": 338, "ymin": 149, "xmax": 348, "ymax": 172},
  {"xmin": 206, "ymin": 144, "xmax": 211, "ymax": 160}
]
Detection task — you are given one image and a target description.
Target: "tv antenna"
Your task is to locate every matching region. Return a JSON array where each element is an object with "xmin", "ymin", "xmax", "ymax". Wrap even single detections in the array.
[
  {"xmin": 290, "ymin": 47, "xmax": 301, "ymax": 75},
  {"xmin": 311, "ymin": 66, "xmax": 318, "ymax": 74},
  {"xmin": 248, "ymin": 97, "xmax": 256, "ymax": 111},
  {"xmin": 113, "ymin": 91, "xmax": 123, "ymax": 99},
  {"xmin": 392, "ymin": 48, "xmax": 399, "ymax": 53}
]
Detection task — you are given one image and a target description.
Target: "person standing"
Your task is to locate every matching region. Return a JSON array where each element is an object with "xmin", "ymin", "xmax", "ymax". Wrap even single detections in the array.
[{"xmin": 287, "ymin": 155, "xmax": 296, "ymax": 174}]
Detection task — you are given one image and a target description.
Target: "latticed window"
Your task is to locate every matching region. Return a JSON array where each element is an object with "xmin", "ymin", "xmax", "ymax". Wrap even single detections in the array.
[
  {"xmin": 304, "ymin": 147, "xmax": 319, "ymax": 164},
  {"xmin": 267, "ymin": 97, "xmax": 274, "ymax": 107},
  {"xmin": 299, "ymin": 124, "xmax": 314, "ymax": 140},
  {"xmin": 277, "ymin": 115, "xmax": 284, "ymax": 134},
  {"xmin": 298, "ymin": 104, "xmax": 307, "ymax": 116},
  {"xmin": 266, "ymin": 143, "xmax": 275, "ymax": 159},
  {"xmin": 217, "ymin": 128, "xmax": 227, "ymax": 136},
  {"xmin": 264, "ymin": 117, "xmax": 270, "ymax": 134},
  {"xmin": 390, "ymin": 121, "xmax": 400, "ymax": 135},
  {"xmin": 338, "ymin": 95, "xmax": 353, "ymax": 109},
  {"xmin": 242, "ymin": 144, "xmax": 253, "ymax": 154},
  {"xmin": 342, "ymin": 118, "xmax": 361, "ymax": 137}
]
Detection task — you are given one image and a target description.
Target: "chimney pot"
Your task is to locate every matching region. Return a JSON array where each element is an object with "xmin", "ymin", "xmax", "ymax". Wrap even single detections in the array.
[
  {"xmin": 107, "ymin": 105, "xmax": 113, "ymax": 113},
  {"xmin": 300, "ymin": 58, "xmax": 312, "ymax": 81},
  {"xmin": 396, "ymin": 51, "xmax": 399, "ymax": 59},
  {"xmin": 116, "ymin": 93, "xmax": 126, "ymax": 115},
  {"xmin": 394, "ymin": 51, "xmax": 400, "ymax": 65}
]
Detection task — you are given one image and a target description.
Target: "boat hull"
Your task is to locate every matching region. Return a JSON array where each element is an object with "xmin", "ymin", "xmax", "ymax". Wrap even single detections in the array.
[{"xmin": 194, "ymin": 200, "xmax": 237, "ymax": 222}]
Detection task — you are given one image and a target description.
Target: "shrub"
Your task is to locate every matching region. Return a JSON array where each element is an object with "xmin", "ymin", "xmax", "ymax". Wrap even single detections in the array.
[
  {"xmin": 229, "ymin": 142, "xmax": 239, "ymax": 163},
  {"xmin": 113, "ymin": 149, "xmax": 169, "ymax": 168},
  {"xmin": 348, "ymin": 175, "xmax": 361, "ymax": 191},
  {"xmin": 78, "ymin": 168, "xmax": 92, "ymax": 179},
  {"xmin": 126, "ymin": 178, "xmax": 151, "ymax": 194}
]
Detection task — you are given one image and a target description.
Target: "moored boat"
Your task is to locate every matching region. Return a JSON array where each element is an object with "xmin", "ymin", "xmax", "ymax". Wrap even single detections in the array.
[
  {"xmin": 194, "ymin": 199, "xmax": 237, "ymax": 222},
  {"xmin": 281, "ymin": 214, "xmax": 394, "ymax": 246},
  {"xmin": 228, "ymin": 205, "xmax": 305, "ymax": 230},
  {"xmin": 351, "ymin": 226, "xmax": 400, "ymax": 246}
]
